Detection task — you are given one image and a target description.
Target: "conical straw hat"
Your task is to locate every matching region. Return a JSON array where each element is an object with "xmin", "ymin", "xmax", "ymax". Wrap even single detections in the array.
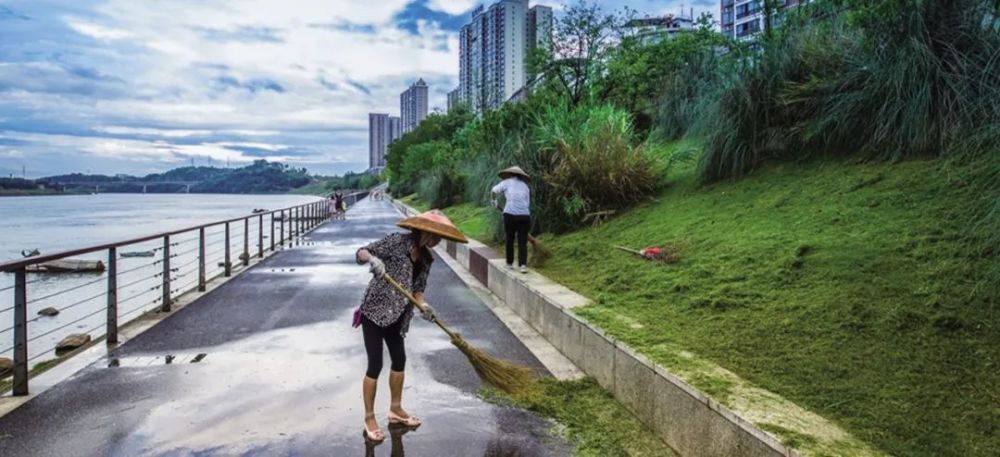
[
  {"xmin": 498, "ymin": 166, "xmax": 530, "ymax": 181},
  {"xmin": 397, "ymin": 209, "xmax": 469, "ymax": 243}
]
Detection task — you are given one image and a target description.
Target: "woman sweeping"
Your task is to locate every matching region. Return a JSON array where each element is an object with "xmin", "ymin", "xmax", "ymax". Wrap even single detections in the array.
[
  {"xmin": 354, "ymin": 210, "xmax": 468, "ymax": 443},
  {"xmin": 491, "ymin": 166, "xmax": 531, "ymax": 273}
]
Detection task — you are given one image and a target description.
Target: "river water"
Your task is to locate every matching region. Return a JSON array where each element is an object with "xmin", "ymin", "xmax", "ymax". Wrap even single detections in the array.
[{"xmin": 0, "ymin": 194, "xmax": 322, "ymax": 362}]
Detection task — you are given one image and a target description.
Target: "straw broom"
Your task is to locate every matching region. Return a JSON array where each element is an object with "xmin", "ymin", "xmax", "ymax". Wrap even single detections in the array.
[{"xmin": 381, "ymin": 272, "xmax": 537, "ymax": 395}]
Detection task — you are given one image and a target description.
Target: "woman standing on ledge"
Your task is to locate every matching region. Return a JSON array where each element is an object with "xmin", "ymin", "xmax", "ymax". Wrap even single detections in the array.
[
  {"xmin": 354, "ymin": 210, "xmax": 469, "ymax": 443},
  {"xmin": 491, "ymin": 166, "xmax": 532, "ymax": 273}
]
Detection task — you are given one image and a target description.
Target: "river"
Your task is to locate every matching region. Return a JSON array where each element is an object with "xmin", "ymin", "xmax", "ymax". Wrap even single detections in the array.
[{"xmin": 0, "ymin": 194, "xmax": 323, "ymax": 362}]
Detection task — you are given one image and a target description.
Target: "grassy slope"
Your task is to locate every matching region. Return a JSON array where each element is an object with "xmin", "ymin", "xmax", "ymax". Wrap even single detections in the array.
[{"xmin": 528, "ymin": 159, "xmax": 997, "ymax": 456}]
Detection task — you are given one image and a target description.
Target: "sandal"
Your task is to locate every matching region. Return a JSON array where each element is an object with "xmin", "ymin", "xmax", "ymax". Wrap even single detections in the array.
[
  {"xmin": 362, "ymin": 413, "xmax": 385, "ymax": 443},
  {"xmin": 387, "ymin": 403, "xmax": 422, "ymax": 428}
]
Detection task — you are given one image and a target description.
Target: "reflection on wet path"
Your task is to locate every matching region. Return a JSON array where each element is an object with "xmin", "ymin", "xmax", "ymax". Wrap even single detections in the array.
[{"xmin": 0, "ymin": 198, "xmax": 571, "ymax": 457}]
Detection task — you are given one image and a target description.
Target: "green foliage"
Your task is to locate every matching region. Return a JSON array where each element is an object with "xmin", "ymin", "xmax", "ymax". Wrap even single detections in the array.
[
  {"xmin": 664, "ymin": 0, "xmax": 1000, "ymax": 182},
  {"xmin": 36, "ymin": 160, "xmax": 312, "ymax": 194},
  {"xmin": 386, "ymin": 106, "xmax": 473, "ymax": 195},
  {"xmin": 598, "ymin": 27, "xmax": 727, "ymax": 132},
  {"xmin": 533, "ymin": 104, "xmax": 661, "ymax": 226},
  {"xmin": 191, "ymin": 160, "xmax": 309, "ymax": 193}
]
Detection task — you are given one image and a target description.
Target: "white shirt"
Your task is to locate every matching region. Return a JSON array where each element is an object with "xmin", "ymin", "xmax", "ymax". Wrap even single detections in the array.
[{"xmin": 492, "ymin": 178, "xmax": 531, "ymax": 216}]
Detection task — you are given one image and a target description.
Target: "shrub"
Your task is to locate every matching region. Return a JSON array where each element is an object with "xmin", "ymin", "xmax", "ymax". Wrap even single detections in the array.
[{"xmin": 536, "ymin": 104, "xmax": 661, "ymax": 223}]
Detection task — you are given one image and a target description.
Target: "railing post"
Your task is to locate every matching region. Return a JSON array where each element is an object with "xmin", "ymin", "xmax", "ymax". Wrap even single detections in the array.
[
  {"xmin": 242, "ymin": 218, "xmax": 249, "ymax": 266},
  {"xmin": 12, "ymin": 268, "xmax": 28, "ymax": 396},
  {"xmin": 198, "ymin": 228, "xmax": 206, "ymax": 292},
  {"xmin": 270, "ymin": 213, "xmax": 275, "ymax": 252},
  {"xmin": 258, "ymin": 215, "xmax": 264, "ymax": 258},
  {"xmin": 224, "ymin": 222, "xmax": 231, "ymax": 277},
  {"xmin": 107, "ymin": 247, "xmax": 118, "ymax": 345},
  {"xmin": 296, "ymin": 207, "xmax": 302, "ymax": 244},
  {"xmin": 280, "ymin": 210, "xmax": 285, "ymax": 248},
  {"xmin": 161, "ymin": 235, "xmax": 171, "ymax": 312}
]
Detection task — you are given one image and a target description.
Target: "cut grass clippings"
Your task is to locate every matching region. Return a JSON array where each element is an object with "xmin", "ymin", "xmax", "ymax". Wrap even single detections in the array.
[
  {"xmin": 481, "ymin": 377, "xmax": 677, "ymax": 457},
  {"xmin": 535, "ymin": 158, "xmax": 999, "ymax": 457}
]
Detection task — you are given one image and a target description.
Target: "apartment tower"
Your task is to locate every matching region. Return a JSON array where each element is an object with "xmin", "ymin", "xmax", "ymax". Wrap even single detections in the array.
[
  {"xmin": 458, "ymin": 0, "xmax": 553, "ymax": 113},
  {"xmin": 400, "ymin": 79, "xmax": 428, "ymax": 134},
  {"xmin": 369, "ymin": 113, "xmax": 401, "ymax": 171}
]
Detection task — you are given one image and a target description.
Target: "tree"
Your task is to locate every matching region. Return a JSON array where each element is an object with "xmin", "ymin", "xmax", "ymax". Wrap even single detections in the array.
[{"xmin": 539, "ymin": 1, "xmax": 621, "ymax": 106}]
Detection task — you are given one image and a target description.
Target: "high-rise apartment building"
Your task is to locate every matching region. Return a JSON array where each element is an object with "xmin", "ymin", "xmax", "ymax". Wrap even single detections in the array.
[
  {"xmin": 389, "ymin": 116, "xmax": 401, "ymax": 144},
  {"xmin": 447, "ymin": 87, "xmax": 461, "ymax": 112},
  {"xmin": 369, "ymin": 113, "xmax": 392, "ymax": 171},
  {"xmin": 458, "ymin": 0, "xmax": 553, "ymax": 113},
  {"xmin": 723, "ymin": 0, "xmax": 802, "ymax": 40},
  {"xmin": 400, "ymin": 79, "xmax": 428, "ymax": 134},
  {"xmin": 624, "ymin": 12, "xmax": 695, "ymax": 45}
]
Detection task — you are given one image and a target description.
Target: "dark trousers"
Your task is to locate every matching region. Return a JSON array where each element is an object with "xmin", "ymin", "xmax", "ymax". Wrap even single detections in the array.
[
  {"xmin": 361, "ymin": 314, "xmax": 406, "ymax": 379},
  {"xmin": 503, "ymin": 213, "xmax": 531, "ymax": 267}
]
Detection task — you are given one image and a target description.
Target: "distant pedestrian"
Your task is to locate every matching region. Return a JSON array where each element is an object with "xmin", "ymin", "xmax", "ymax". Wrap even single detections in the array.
[
  {"xmin": 335, "ymin": 192, "xmax": 346, "ymax": 220},
  {"xmin": 354, "ymin": 210, "xmax": 469, "ymax": 443},
  {"xmin": 491, "ymin": 166, "xmax": 531, "ymax": 274},
  {"xmin": 329, "ymin": 195, "xmax": 338, "ymax": 219}
]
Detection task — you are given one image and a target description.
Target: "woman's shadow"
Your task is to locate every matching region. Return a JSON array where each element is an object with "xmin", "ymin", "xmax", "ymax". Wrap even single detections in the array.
[{"xmin": 364, "ymin": 423, "xmax": 416, "ymax": 457}]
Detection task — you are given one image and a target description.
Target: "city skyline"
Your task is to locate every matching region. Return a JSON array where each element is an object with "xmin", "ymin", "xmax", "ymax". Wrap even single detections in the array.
[{"xmin": 0, "ymin": 1, "xmax": 714, "ymax": 178}]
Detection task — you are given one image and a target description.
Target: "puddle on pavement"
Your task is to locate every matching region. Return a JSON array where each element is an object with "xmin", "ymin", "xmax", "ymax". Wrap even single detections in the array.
[
  {"xmin": 108, "ymin": 353, "xmax": 208, "ymax": 367},
  {"xmin": 103, "ymin": 307, "xmax": 569, "ymax": 456}
]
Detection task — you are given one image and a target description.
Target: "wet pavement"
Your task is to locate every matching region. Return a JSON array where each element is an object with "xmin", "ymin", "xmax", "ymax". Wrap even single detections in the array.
[{"xmin": 0, "ymin": 198, "xmax": 572, "ymax": 457}]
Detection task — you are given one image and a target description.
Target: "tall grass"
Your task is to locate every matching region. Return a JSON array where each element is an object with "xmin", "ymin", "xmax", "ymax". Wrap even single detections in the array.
[
  {"xmin": 688, "ymin": 0, "xmax": 1000, "ymax": 181},
  {"xmin": 535, "ymin": 104, "xmax": 660, "ymax": 221}
]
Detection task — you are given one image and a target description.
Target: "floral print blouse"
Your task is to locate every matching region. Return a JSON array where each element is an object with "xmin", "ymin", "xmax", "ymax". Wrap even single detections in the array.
[{"xmin": 356, "ymin": 232, "xmax": 433, "ymax": 335}]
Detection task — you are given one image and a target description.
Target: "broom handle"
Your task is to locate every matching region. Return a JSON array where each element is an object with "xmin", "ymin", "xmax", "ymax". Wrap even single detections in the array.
[
  {"xmin": 613, "ymin": 245, "xmax": 644, "ymax": 256},
  {"xmin": 381, "ymin": 272, "xmax": 459, "ymax": 340}
]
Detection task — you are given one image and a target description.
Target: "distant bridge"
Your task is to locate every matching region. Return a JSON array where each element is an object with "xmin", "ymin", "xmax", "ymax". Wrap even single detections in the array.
[{"xmin": 52, "ymin": 181, "xmax": 203, "ymax": 193}]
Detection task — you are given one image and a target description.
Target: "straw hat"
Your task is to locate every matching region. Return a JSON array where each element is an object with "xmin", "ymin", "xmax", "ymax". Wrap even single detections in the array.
[
  {"xmin": 498, "ymin": 166, "xmax": 530, "ymax": 181},
  {"xmin": 397, "ymin": 209, "xmax": 469, "ymax": 243}
]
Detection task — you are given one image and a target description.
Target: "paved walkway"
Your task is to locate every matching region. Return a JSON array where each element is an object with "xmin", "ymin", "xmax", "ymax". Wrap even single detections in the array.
[{"xmin": 0, "ymin": 198, "xmax": 570, "ymax": 456}]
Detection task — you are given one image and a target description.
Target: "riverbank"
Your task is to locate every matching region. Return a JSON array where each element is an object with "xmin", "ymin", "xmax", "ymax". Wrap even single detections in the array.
[{"xmin": 406, "ymin": 156, "xmax": 999, "ymax": 457}]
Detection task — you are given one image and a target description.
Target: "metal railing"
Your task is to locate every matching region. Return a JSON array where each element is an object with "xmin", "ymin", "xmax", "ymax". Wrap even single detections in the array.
[{"xmin": 0, "ymin": 191, "xmax": 369, "ymax": 396}]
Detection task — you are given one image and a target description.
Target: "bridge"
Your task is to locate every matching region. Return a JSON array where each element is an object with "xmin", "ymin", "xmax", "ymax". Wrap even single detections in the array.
[
  {"xmin": 52, "ymin": 181, "xmax": 202, "ymax": 193},
  {"xmin": 0, "ymin": 197, "xmax": 569, "ymax": 455}
]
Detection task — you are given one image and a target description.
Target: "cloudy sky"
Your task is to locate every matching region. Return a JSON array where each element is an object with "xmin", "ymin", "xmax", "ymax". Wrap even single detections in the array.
[{"xmin": 0, "ymin": 0, "xmax": 713, "ymax": 178}]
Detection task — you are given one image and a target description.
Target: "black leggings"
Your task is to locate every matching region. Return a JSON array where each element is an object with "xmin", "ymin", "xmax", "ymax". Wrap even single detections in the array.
[
  {"xmin": 362, "ymin": 314, "xmax": 406, "ymax": 379},
  {"xmin": 504, "ymin": 213, "xmax": 530, "ymax": 267}
]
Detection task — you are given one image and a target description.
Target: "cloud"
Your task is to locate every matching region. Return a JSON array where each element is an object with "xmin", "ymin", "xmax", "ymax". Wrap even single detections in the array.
[
  {"xmin": 0, "ymin": 0, "xmax": 710, "ymax": 178},
  {"xmin": 66, "ymin": 20, "xmax": 132, "ymax": 41},
  {"xmin": 392, "ymin": 0, "xmax": 472, "ymax": 34},
  {"xmin": 307, "ymin": 20, "xmax": 377, "ymax": 34},
  {"xmin": 191, "ymin": 25, "xmax": 285, "ymax": 43},
  {"xmin": 212, "ymin": 76, "xmax": 285, "ymax": 94},
  {"xmin": 346, "ymin": 80, "xmax": 372, "ymax": 95},
  {"xmin": 0, "ymin": 6, "xmax": 30, "ymax": 21}
]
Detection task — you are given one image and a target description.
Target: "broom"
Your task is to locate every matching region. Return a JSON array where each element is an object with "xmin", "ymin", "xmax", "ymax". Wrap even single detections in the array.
[{"xmin": 381, "ymin": 272, "xmax": 537, "ymax": 395}]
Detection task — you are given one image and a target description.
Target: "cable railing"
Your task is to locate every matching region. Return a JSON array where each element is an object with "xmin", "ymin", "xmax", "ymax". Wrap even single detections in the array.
[{"xmin": 0, "ymin": 190, "xmax": 369, "ymax": 396}]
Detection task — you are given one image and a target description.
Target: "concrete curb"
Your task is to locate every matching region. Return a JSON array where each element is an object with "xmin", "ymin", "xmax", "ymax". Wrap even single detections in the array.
[{"xmin": 390, "ymin": 198, "xmax": 799, "ymax": 457}]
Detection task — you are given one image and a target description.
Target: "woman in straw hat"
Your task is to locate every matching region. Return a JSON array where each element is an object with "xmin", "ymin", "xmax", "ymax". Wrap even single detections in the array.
[
  {"xmin": 491, "ymin": 166, "xmax": 532, "ymax": 274},
  {"xmin": 354, "ymin": 209, "xmax": 468, "ymax": 443}
]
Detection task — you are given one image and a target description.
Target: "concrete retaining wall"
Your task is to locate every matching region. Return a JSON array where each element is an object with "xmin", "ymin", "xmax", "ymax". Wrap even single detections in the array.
[{"xmin": 391, "ymin": 199, "xmax": 798, "ymax": 457}]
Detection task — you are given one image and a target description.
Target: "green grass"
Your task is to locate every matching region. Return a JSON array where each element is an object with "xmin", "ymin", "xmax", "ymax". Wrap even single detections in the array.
[
  {"xmin": 482, "ymin": 377, "xmax": 677, "ymax": 456},
  {"xmin": 533, "ymin": 158, "xmax": 998, "ymax": 457},
  {"xmin": 442, "ymin": 203, "xmax": 495, "ymax": 242},
  {"xmin": 399, "ymin": 194, "xmax": 429, "ymax": 212}
]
